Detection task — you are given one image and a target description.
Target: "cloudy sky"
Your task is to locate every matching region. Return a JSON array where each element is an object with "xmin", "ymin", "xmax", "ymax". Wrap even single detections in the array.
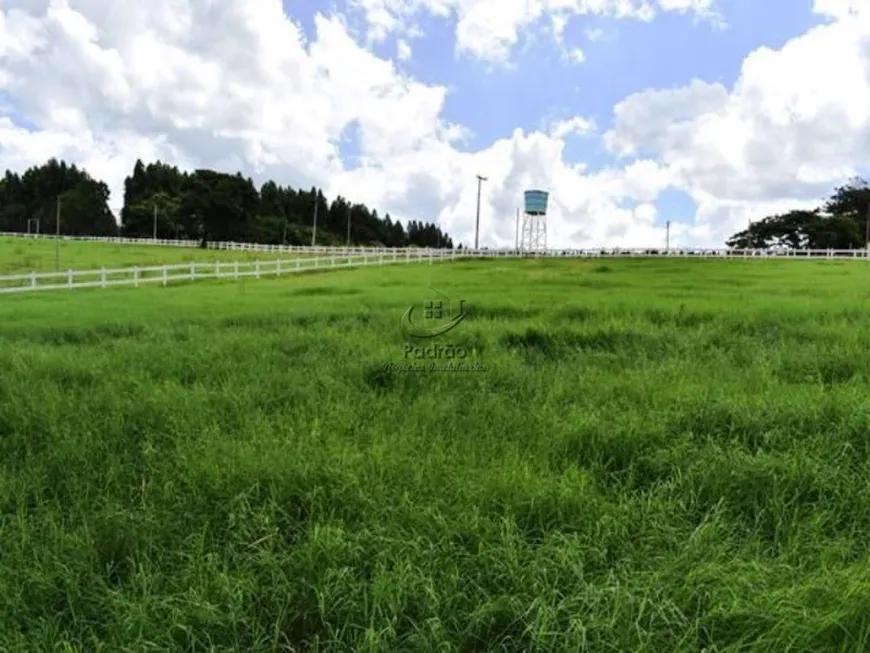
[{"xmin": 0, "ymin": 0, "xmax": 868, "ymax": 248}]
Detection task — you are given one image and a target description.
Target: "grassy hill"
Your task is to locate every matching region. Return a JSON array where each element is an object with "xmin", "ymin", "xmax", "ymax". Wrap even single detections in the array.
[
  {"xmin": 2, "ymin": 256, "xmax": 870, "ymax": 650},
  {"xmin": 0, "ymin": 236, "xmax": 317, "ymax": 275}
]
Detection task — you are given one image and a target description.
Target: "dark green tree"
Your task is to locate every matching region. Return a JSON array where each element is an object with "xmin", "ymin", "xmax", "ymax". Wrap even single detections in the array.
[
  {"xmin": 4, "ymin": 157, "xmax": 458, "ymax": 247},
  {"xmin": 0, "ymin": 159, "xmax": 116, "ymax": 236},
  {"xmin": 727, "ymin": 178, "xmax": 870, "ymax": 250}
]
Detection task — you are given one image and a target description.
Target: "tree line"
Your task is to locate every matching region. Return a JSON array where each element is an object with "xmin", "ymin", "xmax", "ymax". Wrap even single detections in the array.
[
  {"xmin": 727, "ymin": 178, "xmax": 870, "ymax": 249},
  {"xmin": 0, "ymin": 158, "xmax": 456, "ymax": 248}
]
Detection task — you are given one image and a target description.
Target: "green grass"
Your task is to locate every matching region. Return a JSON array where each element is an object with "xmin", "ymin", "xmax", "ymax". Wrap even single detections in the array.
[
  {"xmin": 4, "ymin": 256, "xmax": 870, "ymax": 650},
  {"xmin": 0, "ymin": 237, "xmax": 316, "ymax": 275}
]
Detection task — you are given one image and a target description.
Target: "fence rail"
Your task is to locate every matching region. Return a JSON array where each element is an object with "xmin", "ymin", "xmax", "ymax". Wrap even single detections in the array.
[
  {"xmin": 2, "ymin": 242, "xmax": 870, "ymax": 295},
  {"xmin": 0, "ymin": 250, "xmax": 452, "ymax": 294},
  {"xmin": 4, "ymin": 231, "xmax": 870, "ymax": 259},
  {"xmin": 0, "ymin": 231, "xmax": 438, "ymax": 255},
  {"xmin": 464, "ymin": 248, "xmax": 870, "ymax": 259},
  {"xmin": 1, "ymin": 232, "xmax": 202, "ymax": 247}
]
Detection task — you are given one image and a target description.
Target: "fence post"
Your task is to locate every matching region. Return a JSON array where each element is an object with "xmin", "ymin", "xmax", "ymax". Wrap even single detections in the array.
[
  {"xmin": 190, "ymin": 263, "xmax": 195, "ymax": 280},
  {"xmin": 163, "ymin": 267, "xmax": 168, "ymax": 286},
  {"xmin": 276, "ymin": 260, "xmax": 281, "ymax": 275},
  {"xmin": 255, "ymin": 261, "xmax": 261, "ymax": 278},
  {"xmin": 133, "ymin": 266, "xmax": 139, "ymax": 287},
  {"xmin": 30, "ymin": 272, "xmax": 36, "ymax": 288},
  {"xmin": 68, "ymin": 269, "xmax": 73, "ymax": 288},
  {"xmin": 234, "ymin": 261, "xmax": 239, "ymax": 279},
  {"xmin": 101, "ymin": 267, "xmax": 107, "ymax": 288}
]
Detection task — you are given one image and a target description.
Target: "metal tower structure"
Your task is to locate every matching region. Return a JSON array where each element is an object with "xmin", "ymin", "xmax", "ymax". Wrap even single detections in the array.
[{"xmin": 520, "ymin": 189, "xmax": 548, "ymax": 252}]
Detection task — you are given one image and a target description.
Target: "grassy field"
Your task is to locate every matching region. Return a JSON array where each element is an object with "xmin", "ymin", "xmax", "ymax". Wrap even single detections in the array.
[
  {"xmin": 3, "ymin": 256, "xmax": 870, "ymax": 650},
  {"xmin": 0, "ymin": 236, "xmax": 316, "ymax": 275}
]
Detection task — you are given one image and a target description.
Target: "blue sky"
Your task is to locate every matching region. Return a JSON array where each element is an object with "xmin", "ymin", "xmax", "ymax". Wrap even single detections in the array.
[
  {"xmin": 285, "ymin": 0, "xmax": 830, "ymax": 230},
  {"xmin": 2, "ymin": 0, "xmax": 861, "ymax": 247},
  {"xmin": 384, "ymin": 0, "xmax": 820, "ymax": 147},
  {"xmin": 0, "ymin": 91, "xmax": 38, "ymax": 131}
]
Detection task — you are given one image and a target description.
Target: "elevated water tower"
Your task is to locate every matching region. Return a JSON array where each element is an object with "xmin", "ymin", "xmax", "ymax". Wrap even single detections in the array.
[{"xmin": 520, "ymin": 189, "xmax": 548, "ymax": 251}]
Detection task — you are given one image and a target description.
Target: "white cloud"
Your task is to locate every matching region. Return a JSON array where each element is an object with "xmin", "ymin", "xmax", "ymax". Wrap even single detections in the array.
[
  {"xmin": 658, "ymin": 0, "xmax": 724, "ymax": 27},
  {"xmin": 585, "ymin": 28, "xmax": 605, "ymax": 42},
  {"xmin": 813, "ymin": 0, "xmax": 869, "ymax": 20},
  {"xmin": 604, "ymin": 7, "xmax": 870, "ymax": 239},
  {"xmin": 562, "ymin": 46, "xmax": 586, "ymax": 64},
  {"xmin": 396, "ymin": 38, "xmax": 412, "ymax": 59},
  {"xmin": 0, "ymin": 0, "xmax": 868, "ymax": 251},
  {"xmin": 349, "ymin": 0, "xmax": 720, "ymax": 65},
  {"xmin": 0, "ymin": 0, "xmax": 683, "ymax": 250},
  {"xmin": 549, "ymin": 116, "xmax": 596, "ymax": 138}
]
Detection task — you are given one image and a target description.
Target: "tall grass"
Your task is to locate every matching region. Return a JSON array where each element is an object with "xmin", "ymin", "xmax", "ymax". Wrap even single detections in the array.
[{"xmin": 2, "ymin": 257, "xmax": 870, "ymax": 650}]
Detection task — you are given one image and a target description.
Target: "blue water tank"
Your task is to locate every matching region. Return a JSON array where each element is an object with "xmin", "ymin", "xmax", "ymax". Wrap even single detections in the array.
[{"xmin": 524, "ymin": 190, "xmax": 549, "ymax": 215}]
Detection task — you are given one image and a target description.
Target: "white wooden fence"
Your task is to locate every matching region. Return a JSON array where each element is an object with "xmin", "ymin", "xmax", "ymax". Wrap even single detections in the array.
[
  {"xmin": 2, "ymin": 241, "xmax": 870, "ymax": 295},
  {"xmin": 462, "ymin": 247, "xmax": 870, "ymax": 259},
  {"xmin": 0, "ymin": 231, "xmax": 435, "ymax": 255},
  {"xmin": 0, "ymin": 232, "xmax": 202, "ymax": 248},
  {"xmin": 4, "ymin": 231, "xmax": 870, "ymax": 259},
  {"xmin": 0, "ymin": 250, "xmax": 453, "ymax": 294}
]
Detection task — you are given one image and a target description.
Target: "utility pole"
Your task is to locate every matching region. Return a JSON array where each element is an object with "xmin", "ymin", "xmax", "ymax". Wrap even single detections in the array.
[
  {"xmin": 515, "ymin": 207, "xmax": 520, "ymax": 251},
  {"xmin": 665, "ymin": 220, "xmax": 670, "ymax": 253},
  {"xmin": 282, "ymin": 216, "xmax": 288, "ymax": 246},
  {"xmin": 474, "ymin": 174, "xmax": 487, "ymax": 250},
  {"xmin": 152, "ymin": 204, "xmax": 158, "ymax": 240},
  {"xmin": 865, "ymin": 201, "xmax": 869, "ymax": 252},
  {"xmin": 346, "ymin": 211, "xmax": 351, "ymax": 248},
  {"xmin": 55, "ymin": 196, "xmax": 61, "ymax": 271},
  {"xmin": 311, "ymin": 193, "xmax": 318, "ymax": 247}
]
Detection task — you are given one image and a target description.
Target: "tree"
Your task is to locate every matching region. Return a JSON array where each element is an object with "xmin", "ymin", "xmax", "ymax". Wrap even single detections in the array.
[
  {"xmin": 727, "ymin": 178, "xmax": 870, "ymax": 249},
  {"xmin": 0, "ymin": 160, "xmax": 116, "ymax": 235},
  {"xmin": 176, "ymin": 170, "xmax": 259, "ymax": 244},
  {"xmin": 3, "ymin": 157, "xmax": 459, "ymax": 248},
  {"xmin": 59, "ymin": 180, "xmax": 117, "ymax": 236},
  {"xmin": 825, "ymin": 177, "xmax": 870, "ymax": 221}
]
